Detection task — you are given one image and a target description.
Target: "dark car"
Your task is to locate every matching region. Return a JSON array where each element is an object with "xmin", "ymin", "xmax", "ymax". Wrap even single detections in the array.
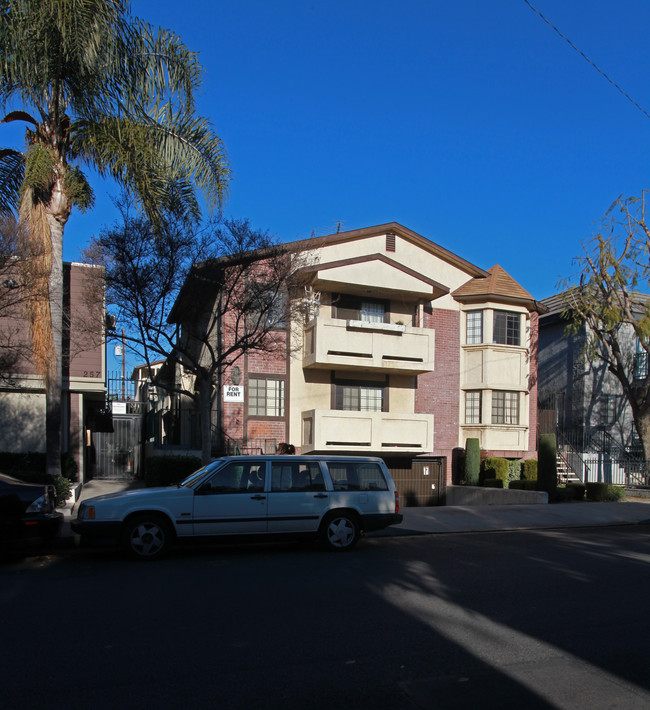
[{"xmin": 0, "ymin": 473, "xmax": 63, "ymax": 552}]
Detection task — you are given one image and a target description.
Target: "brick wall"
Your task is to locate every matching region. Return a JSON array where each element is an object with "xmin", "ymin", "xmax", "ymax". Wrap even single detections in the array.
[{"xmin": 415, "ymin": 307, "xmax": 460, "ymax": 481}]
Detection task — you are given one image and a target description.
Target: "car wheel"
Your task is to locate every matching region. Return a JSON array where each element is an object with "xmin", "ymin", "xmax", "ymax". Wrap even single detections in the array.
[
  {"xmin": 122, "ymin": 514, "xmax": 171, "ymax": 560},
  {"xmin": 320, "ymin": 512, "xmax": 360, "ymax": 551}
]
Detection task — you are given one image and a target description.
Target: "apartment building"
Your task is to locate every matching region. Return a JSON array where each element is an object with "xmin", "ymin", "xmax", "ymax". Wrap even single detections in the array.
[
  {"xmin": 176, "ymin": 223, "xmax": 541, "ymax": 492},
  {"xmin": 0, "ymin": 262, "xmax": 106, "ymax": 480}
]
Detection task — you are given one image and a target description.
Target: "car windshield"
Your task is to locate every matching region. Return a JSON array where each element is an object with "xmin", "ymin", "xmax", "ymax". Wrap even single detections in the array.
[{"xmin": 178, "ymin": 460, "xmax": 224, "ymax": 488}]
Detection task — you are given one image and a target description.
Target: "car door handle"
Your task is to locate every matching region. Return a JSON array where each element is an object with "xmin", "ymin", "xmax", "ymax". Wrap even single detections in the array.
[
  {"xmin": 250, "ymin": 494, "xmax": 266, "ymax": 500},
  {"xmin": 314, "ymin": 493, "xmax": 328, "ymax": 498}
]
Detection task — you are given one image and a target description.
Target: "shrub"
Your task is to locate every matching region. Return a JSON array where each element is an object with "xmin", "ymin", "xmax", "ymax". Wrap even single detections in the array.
[
  {"xmin": 522, "ymin": 459, "xmax": 537, "ymax": 481},
  {"xmin": 52, "ymin": 475, "xmax": 73, "ymax": 506},
  {"xmin": 566, "ymin": 482, "xmax": 586, "ymax": 501},
  {"xmin": 464, "ymin": 438, "xmax": 480, "ymax": 486},
  {"xmin": 481, "ymin": 457, "xmax": 509, "ymax": 486},
  {"xmin": 507, "ymin": 459, "xmax": 522, "ymax": 485},
  {"xmin": 144, "ymin": 455, "xmax": 202, "ymax": 487},
  {"xmin": 482, "ymin": 478, "xmax": 503, "ymax": 488},
  {"xmin": 509, "ymin": 480, "xmax": 538, "ymax": 491},
  {"xmin": 552, "ymin": 486, "xmax": 575, "ymax": 503},
  {"xmin": 0, "ymin": 451, "xmax": 78, "ymax": 481},
  {"xmin": 586, "ymin": 483, "xmax": 626, "ymax": 502},
  {"xmin": 538, "ymin": 435, "xmax": 557, "ymax": 497}
]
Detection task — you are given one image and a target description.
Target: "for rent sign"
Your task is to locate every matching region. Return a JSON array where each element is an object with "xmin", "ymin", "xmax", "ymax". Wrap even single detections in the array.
[{"xmin": 223, "ymin": 385, "xmax": 244, "ymax": 402}]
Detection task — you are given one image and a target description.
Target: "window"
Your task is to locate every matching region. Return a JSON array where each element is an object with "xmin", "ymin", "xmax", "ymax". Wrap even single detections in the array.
[
  {"xmin": 327, "ymin": 462, "xmax": 389, "ymax": 491},
  {"xmin": 465, "ymin": 391, "xmax": 482, "ymax": 424},
  {"xmin": 634, "ymin": 339, "xmax": 648, "ymax": 380},
  {"xmin": 271, "ymin": 462, "xmax": 325, "ymax": 491},
  {"xmin": 600, "ymin": 395, "xmax": 618, "ymax": 426},
  {"xmin": 334, "ymin": 381, "xmax": 385, "ymax": 411},
  {"xmin": 248, "ymin": 378, "xmax": 285, "ymax": 417},
  {"xmin": 466, "ymin": 311, "xmax": 483, "ymax": 344},
  {"xmin": 492, "ymin": 391, "xmax": 519, "ymax": 424},
  {"xmin": 204, "ymin": 461, "xmax": 265, "ymax": 493},
  {"xmin": 333, "ymin": 294, "xmax": 387, "ymax": 323},
  {"xmin": 493, "ymin": 311, "xmax": 521, "ymax": 346}
]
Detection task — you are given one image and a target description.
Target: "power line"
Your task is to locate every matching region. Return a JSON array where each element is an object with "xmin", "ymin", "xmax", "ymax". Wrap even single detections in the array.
[{"xmin": 522, "ymin": 0, "xmax": 650, "ymax": 121}]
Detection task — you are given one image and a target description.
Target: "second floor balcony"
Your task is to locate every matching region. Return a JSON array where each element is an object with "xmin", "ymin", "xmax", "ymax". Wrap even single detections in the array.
[
  {"xmin": 303, "ymin": 317, "xmax": 435, "ymax": 374},
  {"xmin": 300, "ymin": 409, "xmax": 434, "ymax": 454}
]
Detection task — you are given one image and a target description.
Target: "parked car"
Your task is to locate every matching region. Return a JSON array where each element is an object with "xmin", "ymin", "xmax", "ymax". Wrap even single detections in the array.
[
  {"xmin": 0, "ymin": 473, "xmax": 63, "ymax": 551},
  {"xmin": 72, "ymin": 455, "xmax": 403, "ymax": 559}
]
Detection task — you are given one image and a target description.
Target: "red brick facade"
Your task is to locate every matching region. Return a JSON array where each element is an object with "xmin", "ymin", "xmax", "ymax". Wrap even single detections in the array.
[{"xmin": 415, "ymin": 307, "xmax": 461, "ymax": 480}]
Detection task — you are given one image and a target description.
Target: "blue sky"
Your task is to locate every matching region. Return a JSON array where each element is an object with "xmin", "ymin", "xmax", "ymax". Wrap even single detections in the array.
[{"xmin": 54, "ymin": 1, "xmax": 650, "ymax": 305}]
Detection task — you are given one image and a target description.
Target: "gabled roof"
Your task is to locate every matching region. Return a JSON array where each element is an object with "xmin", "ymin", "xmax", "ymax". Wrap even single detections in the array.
[
  {"xmin": 453, "ymin": 264, "xmax": 543, "ymax": 312},
  {"xmin": 288, "ymin": 222, "xmax": 489, "ymax": 279},
  {"xmin": 540, "ymin": 288, "xmax": 650, "ymax": 319}
]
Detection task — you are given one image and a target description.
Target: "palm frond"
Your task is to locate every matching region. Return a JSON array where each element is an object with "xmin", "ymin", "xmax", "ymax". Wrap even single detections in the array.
[{"xmin": 0, "ymin": 149, "xmax": 24, "ymax": 215}]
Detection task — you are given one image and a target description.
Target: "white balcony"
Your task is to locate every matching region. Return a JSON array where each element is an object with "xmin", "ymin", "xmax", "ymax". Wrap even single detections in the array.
[
  {"xmin": 303, "ymin": 317, "xmax": 435, "ymax": 374},
  {"xmin": 301, "ymin": 409, "xmax": 434, "ymax": 454}
]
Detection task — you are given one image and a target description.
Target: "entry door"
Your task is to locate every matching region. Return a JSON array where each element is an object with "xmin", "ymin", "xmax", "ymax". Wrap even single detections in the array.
[
  {"xmin": 267, "ymin": 460, "xmax": 330, "ymax": 533},
  {"xmin": 192, "ymin": 460, "xmax": 268, "ymax": 535}
]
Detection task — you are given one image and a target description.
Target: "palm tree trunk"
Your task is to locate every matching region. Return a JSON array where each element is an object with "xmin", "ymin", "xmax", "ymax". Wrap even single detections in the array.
[{"xmin": 44, "ymin": 211, "xmax": 65, "ymax": 479}]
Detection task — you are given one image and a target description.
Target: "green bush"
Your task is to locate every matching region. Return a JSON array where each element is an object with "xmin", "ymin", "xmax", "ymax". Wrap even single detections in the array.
[
  {"xmin": 509, "ymin": 479, "xmax": 538, "ymax": 491},
  {"xmin": 52, "ymin": 475, "xmax": 72, "ymax": 506},
  {"xmin": 482, "ymin": 478, "xmax": 503, "ymax": 488},
  {"xmin": 481, "ymin": 457, "xmax": 509, "ymax": 486},
  {"xmin": 566, "ymin": 482, "xmax": 586, "ymax": 501},
  {"xmin": 144, "ymin": 455, "xmax": 202, "ymax": 487},
  {"xmin": 0, "ymin": 451, "xmax": 78, "ymax": 481},
  {"xmin": 522, "ymin": 459, "xmax": 537, "ymax": 481},
  {"xmin": 507, "ymin": 459, "xmax": 522, "ymax": 484},
  {"xmin": 538, "ymin": 435, "xmax": 557, "ymax": 497},
  {"xmin": 552, "ymin": 486, "xmax": 575, "ymax": 503},
  {"xmin": 586, "ymin": 483, "xmax": 626, "ymax": 502},
  {"xmin": 464, "ymin": 438, "xmax": 480, "ymax": 486}
]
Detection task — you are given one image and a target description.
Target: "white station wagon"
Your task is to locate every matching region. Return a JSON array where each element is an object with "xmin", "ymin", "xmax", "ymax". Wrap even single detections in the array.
[{"xmin": 72, "ymin": 455, "xmax": 403, "ymax": 559}]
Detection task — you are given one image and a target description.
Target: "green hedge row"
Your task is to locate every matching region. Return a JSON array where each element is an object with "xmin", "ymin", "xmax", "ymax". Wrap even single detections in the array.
[
  {"xmin": 585, "ymin": 482, "xmax": 626, "ymax": 502},
  {"xmin": 509, "ymin": 480, "xmax": 538, "ymax": 491},
  {"xmin": 144, "ymin": 455, "xmax": 202, "ymax": 487}
]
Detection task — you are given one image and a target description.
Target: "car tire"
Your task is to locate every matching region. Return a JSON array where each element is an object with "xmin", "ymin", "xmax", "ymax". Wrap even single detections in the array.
[
  {"xmin": 320, "ymin": 511, "xmax": 360, "ymax": 551},
  {"xmin": 122, "ymin": 514, "xmax": 172, "ymax": 560}
]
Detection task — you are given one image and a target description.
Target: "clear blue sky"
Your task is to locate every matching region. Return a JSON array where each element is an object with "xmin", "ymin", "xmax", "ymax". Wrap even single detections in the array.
[{"xmin": 59, "ymin": 0, "xmax": 650, "ymax": 304}]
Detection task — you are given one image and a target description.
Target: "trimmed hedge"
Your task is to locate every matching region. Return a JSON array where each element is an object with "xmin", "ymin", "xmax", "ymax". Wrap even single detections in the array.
[
  {"xmin": 0, "ymin": 451, "xmax": 78, "ymax": 481},
  {"xmin": 144, "ymin": 455, "xmax": 202, "ymax": 487},
  {"xmin": 586, "ymin": 483, "xmax": 626, "ymax": 502},
  {"xmin": 522, "ymin": 459, "xmax": 538, "ymax": 481},
  {"xmin": 482, "ymin": 478, "xmax": 504, "ymax": 488},
  {"xmin": 481, "ymin": 457, "xmax": 509, "ymax": 487},
  {"xmin": 509, "ymin": 479, "xmax": 538, "ymax": 491},
  {"xmin": 464, "ymin": 438, "xmax": 480, "ymax": 486},
  {"xmin": 538, "ymin": 435, "xmax": 557, "ymax": 496},
  {"xmin": 566, "ymin": 482, "xmax": 586, "ymax": 501}
]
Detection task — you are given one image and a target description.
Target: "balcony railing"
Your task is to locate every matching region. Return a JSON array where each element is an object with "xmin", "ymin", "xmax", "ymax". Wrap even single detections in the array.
[
  {"xmin": 300, "ymin": 409, "xmax": 434, "ymax": 454},
  {"xmin": 303, "ymin": 317, "xmax": 435, "ymax": 374}
]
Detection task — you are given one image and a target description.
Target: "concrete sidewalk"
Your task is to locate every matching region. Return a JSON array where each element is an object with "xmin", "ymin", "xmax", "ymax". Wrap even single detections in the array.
[{"xmin": 58, "ymin": 479, "xmax": 650, "ymax": 541}]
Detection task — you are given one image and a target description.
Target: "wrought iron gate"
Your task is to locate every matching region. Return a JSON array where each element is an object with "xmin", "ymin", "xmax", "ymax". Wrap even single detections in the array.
[{"xmin": 92, "ymin": 406, "xmax": 144, "ymax": 480}]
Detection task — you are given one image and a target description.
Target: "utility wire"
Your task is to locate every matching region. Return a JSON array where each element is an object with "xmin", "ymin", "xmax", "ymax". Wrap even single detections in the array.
[{"xmin": 522, "ymin": 0, "xmax": 650, "ymax": 120}]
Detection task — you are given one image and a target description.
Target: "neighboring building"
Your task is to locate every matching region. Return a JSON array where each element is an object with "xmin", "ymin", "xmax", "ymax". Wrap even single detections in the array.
[
  {"xmin": 0, "ymin": 262, "xmax": 106, "ymax": 481},
  {"xmin": 165, "ymin": 223, "xmax": 541, "ymax": 497},
  {"xmin": 537, "ymin": 291, "xmax": 649, "ymax": 484}
]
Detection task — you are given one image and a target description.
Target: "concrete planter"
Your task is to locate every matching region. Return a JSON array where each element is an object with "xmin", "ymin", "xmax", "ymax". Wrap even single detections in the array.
[{"xmin": 446, "ymin": 485, "xmax": 548, "ymax": 506}]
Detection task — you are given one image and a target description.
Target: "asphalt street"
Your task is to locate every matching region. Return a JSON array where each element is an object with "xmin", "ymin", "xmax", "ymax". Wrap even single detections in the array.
[{"xmin": 3, "ymin": 523, "xmax": 650, "ymax": 709}]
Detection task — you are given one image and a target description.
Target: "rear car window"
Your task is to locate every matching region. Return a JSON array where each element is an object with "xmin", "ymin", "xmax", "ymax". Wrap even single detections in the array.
[
  {"xmin": 326, "ymin": 462, "xmax": 388, "ymax": 491},
  {"xmin": 271, "ymin": 462, "xmax": 325, "ymax": 491}
]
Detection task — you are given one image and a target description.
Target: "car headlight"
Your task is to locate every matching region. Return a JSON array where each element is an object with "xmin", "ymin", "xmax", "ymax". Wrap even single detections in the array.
[
  {"xmin": 77, "ymin": 503, "xmax": 95, "ymax": 520},
  {"xmin": 25, "ymin": 494, "xmax": 47, "ymax": 514}
]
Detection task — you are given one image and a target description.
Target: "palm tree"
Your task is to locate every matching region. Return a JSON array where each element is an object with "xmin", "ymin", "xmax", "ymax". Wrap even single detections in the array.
[{"xmin": 0, "ymin": 0, "xmax": 229, "ymax": 477}]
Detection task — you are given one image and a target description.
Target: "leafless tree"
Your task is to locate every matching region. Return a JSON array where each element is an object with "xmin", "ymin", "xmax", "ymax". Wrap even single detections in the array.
[
  {"xmin": 85, "ymin": 197, "xmax": 313, "ymax": 463},
  {"xmin": 561, "ymin": 192, "xmax": 650, "ymax": 460}
]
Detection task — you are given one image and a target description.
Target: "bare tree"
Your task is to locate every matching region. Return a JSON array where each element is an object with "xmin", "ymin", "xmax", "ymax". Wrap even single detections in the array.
[
  {"xmin": 0, "ymin": 215, "xmax": 48, "ymax": 381},
  {"xmin": 561, "ymin": 192, "xmax": 650, "ymax": 459},
  {"xmin": 85, "ymin": 198, "xmax": 312, "ymax": 463}
]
